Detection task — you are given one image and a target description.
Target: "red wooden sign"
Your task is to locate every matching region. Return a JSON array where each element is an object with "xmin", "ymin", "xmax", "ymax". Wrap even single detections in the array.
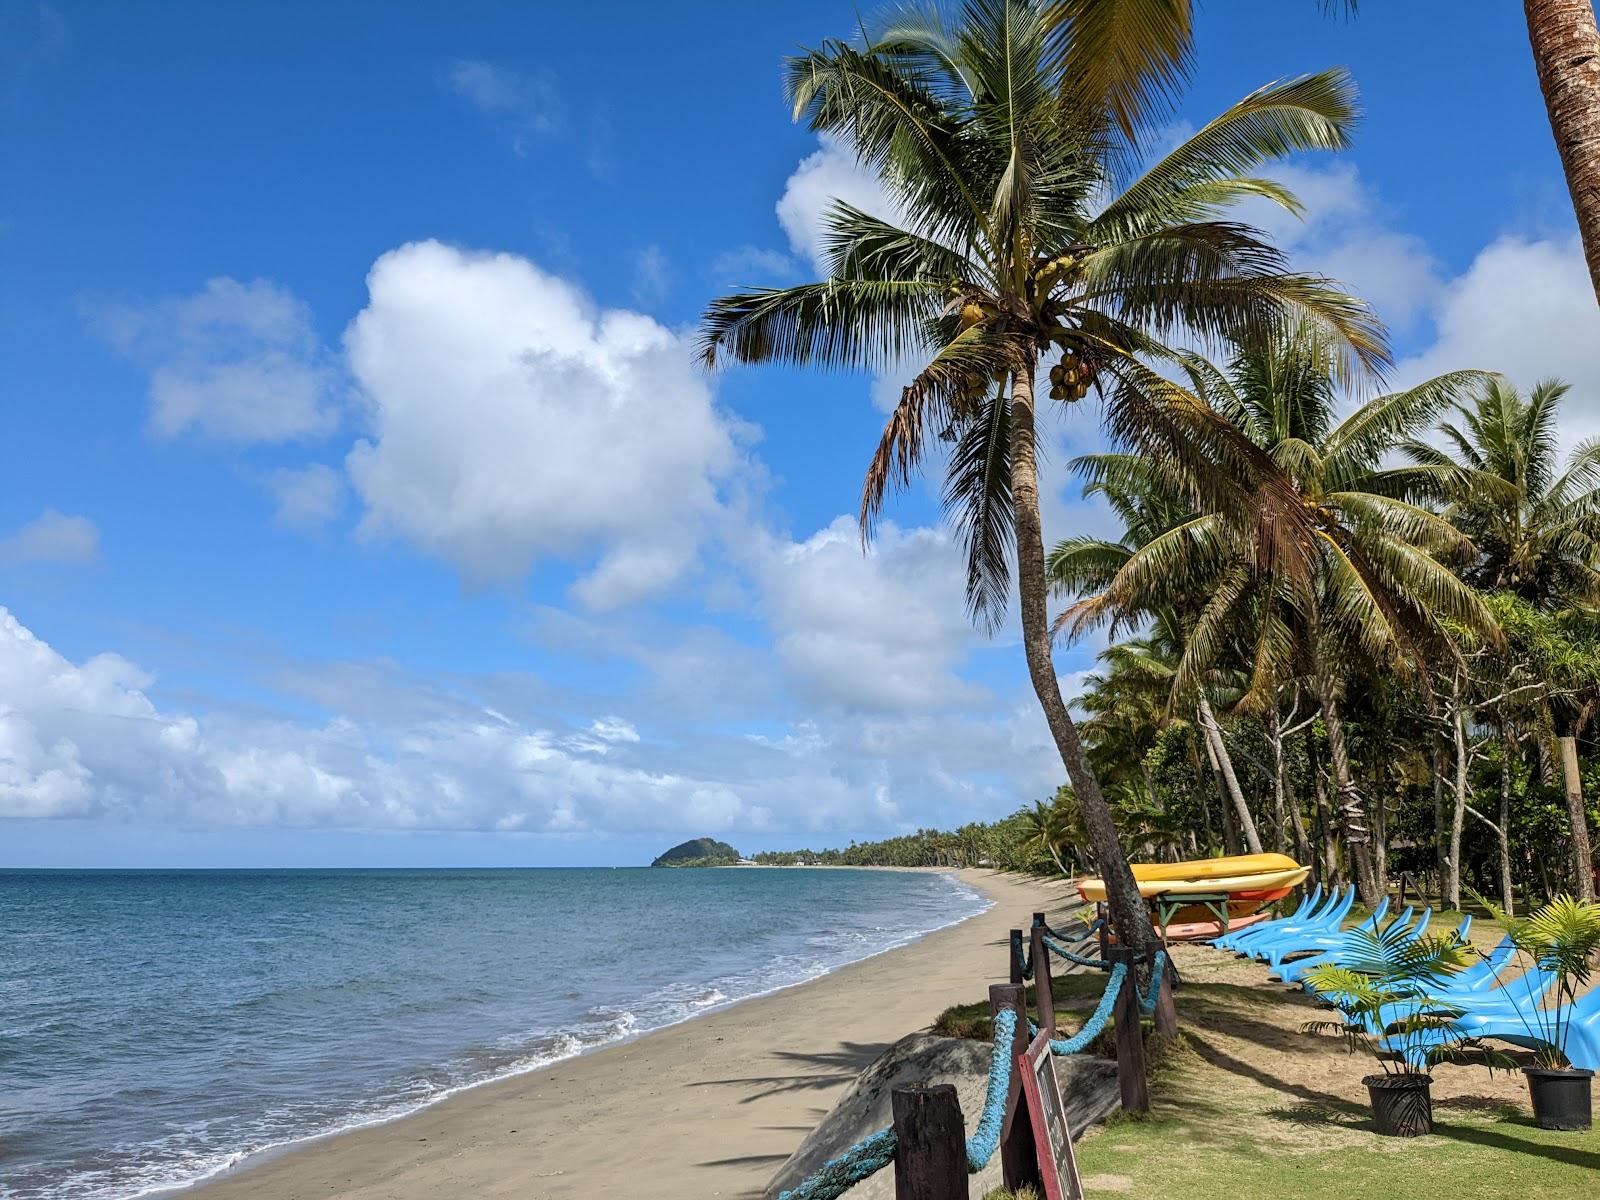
[{"xmin": 1019, "ymin": 1032, "xmax": 1084, "ymax": 1200}]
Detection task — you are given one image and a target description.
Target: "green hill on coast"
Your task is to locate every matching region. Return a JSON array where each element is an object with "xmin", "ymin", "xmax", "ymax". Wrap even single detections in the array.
[{"xmin": 650, "ymin": 838, "xmax": 741, "ymax": 867}]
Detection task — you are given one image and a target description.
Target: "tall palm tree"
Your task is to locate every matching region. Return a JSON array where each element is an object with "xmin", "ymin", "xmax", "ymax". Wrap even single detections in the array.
[
  {"xmin": 1406, "ymin": 377, "xmax": 1600, "ymax": 900},
  {"xmin": 1523, "ymin": 0, "xmax": 1600, "ymax": 305},
  {"xmin": 1060, "ymin": 328, "xmax": 1494, "ymax": 904},
  {"xmin": 698, "ymin": 0, "xmax": 1383, "ymax": 948}
]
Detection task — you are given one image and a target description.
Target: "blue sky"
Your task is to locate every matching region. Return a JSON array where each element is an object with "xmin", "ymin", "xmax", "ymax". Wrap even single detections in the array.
[{"xmin": 3, "ymin": 1, "xmax": 1598, "ymax": 867}]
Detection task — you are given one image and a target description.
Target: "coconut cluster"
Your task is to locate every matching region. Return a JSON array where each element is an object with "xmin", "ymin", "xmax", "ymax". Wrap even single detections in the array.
[{"xmin": 1048, "ymin": 350, "xmax": 1095, "ymax": 402}]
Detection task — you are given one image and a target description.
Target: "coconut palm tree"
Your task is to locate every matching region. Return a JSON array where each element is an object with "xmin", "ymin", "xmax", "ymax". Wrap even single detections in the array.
[
  {"xmin": 1405, "ymin": 377, "xmax": 1600, "ymax": 900},
  {"xmin": 1059, "ymin": 328, "xmax": 1495, "ymax": 905},
  {"xmin": 698, "ymin": 0, "xmax": 1383, "ymax": 949},
  {"xmin": 1523, "ymin": 0, "xmax": 1600, "ymax": 305}
]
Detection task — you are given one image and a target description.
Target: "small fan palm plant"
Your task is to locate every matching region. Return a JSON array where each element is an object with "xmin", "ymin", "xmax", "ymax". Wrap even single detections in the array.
[{"xmin": 1302, "ymin": 922, "xmax": 1479, "ymax": 1136}]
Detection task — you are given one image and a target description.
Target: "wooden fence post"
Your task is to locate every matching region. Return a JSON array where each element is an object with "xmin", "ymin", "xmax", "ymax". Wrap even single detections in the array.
[
  {"xmin": 1030, "ymin": 923, "xmax": 1056, "ymax": 1037},
  {"xmin": 1032, "ymin": 910, "xmax": 1047, "ymax": 930},
  {"xmin": 892, "ymin": 1084, "xmax": 970, "ymax": 1200},
  {"xmin": 988, "ymin": 983, "xmax": 1042, "ymax": 1192},
  {"xmin": 1096, "ymin": 903, "xmax": 1111, "ymax": 961},
  {"xmin": 1009, "ymin": 928, "xmax": 1025, "ymax": 985},
  {"xmin": 1107, "ymin": 947, "xmax": 1149, "ymax": 1113},
  {"xmin": 1152, "ymin": 953, "xmax": 1178, "ymax": 1039}
]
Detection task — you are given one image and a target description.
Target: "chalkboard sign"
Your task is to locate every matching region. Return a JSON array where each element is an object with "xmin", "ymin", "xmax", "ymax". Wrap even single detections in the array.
[{"xmin": 1020, "ymin": 1032, "xmax": 1083, "ymax": 1200}]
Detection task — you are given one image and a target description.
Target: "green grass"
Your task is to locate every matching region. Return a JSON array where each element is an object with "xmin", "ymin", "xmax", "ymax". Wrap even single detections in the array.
[
  {"xmin": 953, "ymin": 946, "xmax": 1598, "ymax": 1199},
  {"xmin": 1072, "ymin": 1098, "xmax": 1600, "ymax": 1199}
]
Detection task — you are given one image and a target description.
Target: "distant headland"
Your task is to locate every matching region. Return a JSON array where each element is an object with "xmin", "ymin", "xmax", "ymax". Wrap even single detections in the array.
[{"xmin": 650, "ymin": 838, "xmax": 743, "ymax": 867}]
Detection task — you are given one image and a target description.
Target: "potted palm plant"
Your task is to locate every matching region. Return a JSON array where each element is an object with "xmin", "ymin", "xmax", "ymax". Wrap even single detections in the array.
[
  {"xmin": 1302, "ymin": 924, "xmax": 1478, "ymax": 1137},
  {"xmin": 1474, "ymin": 893, "xmax": 1600, "ymax": 1131}
]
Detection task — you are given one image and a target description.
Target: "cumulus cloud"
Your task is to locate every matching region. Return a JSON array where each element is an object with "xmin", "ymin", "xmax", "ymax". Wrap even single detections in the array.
[
  {"xmin": 1397, "ymin": 233, "xmax": 1600, "ymax": 445},
  {"xmin": 343, "ymin": 240, "xmax": 743, "ymax": 605},
  {"xmin": 0, "ymin": 606, "xmax": 1058, "ymax": 837},
  {"xmin": 267, "ymin": 464, "xmax": 344, "ymax": 531},
  {"xmin": 0, "ymin": 509, "xmax": 99, "ymax": 566},
  {"xmin": 746, "ymin": 517, "xmax": 986, "ymax": 713},
  {"xmin": 777, "ymin": 134, "xmax": 900, "ymax": 274},
  {"xmin": 90, "ymin": 277, "xmax": 341, "ymax": 443},
  {"xmin": 1235, "ymin": 162, "xmax": 1443, "ymax": 332}
]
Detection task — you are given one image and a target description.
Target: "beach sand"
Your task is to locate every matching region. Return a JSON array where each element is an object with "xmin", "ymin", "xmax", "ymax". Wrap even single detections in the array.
[{"xmin": 186, "ymin": 869, "xmax": 1074, "ymax": 1200}]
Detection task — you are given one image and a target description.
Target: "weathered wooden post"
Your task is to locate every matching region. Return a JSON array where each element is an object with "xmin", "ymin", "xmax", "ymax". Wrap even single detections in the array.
[
  {"xmin": 892, "ymin": 1084, "xmax": 969, "ymax": 1200},
  {"xmin": 1009, "ymin": 928, "xmax": 1025, "ymax": 985},
  {"xmin": 1030, "ymin": 923, "xmax": 1056, "ymax": 1037},
  {"xmin": 988, "ymin": 982, "xmax": 1042, "ymax": 1192},
  {"xmin": 1096, "ymin": 903, "xmax": 1110, "ymax": 961},
  {"xmin": 1031, "ymin": 910, "xmax": 1047, "ymax": 930},
  {"xmin": 1152, "ymin": 953, "xmax": 1178, "ymax": 1040},
  {"xmin": 1107, "ymin": 947, "xmax": 1149, "ymax": 1113}
]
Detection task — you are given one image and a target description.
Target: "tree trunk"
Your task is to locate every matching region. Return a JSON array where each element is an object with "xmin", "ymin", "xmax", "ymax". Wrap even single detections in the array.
[
  {"xmin": 1198, "ymin": 693, "xmax": 1263, "ymax": 854},
  {"xmin": 1446, "ymin": 681, "xmax": 1470, "ymax": 910},
  {"xmin": 1524, "ymin": 0, "xmax": 1600, "ymax": 304},
  {"xmin": 1267, "ymin": 710, "xmax": 1290, "ymax": 855},
  {"xmin": 1309, "ymin": 635, "xmax": 1381, "ymax": 905},
  {"xmin": 1008, "ymin": 361, "xmax": 1152, "ymax": 950},
  {"xmin": 1499, "ymin": 729, "xmax": 1517, "ymax": 915},
  {"xmin": 1558, "ymin": 734, "xmax": 1596, "ymax": 902}
]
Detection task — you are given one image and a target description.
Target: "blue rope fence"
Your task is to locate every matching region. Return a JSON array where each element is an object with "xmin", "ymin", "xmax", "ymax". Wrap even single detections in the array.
[
  {"xmin": 1033, "ymin": 960, "xmax": 1127, "ymax": 1054},
  {"xmin": 774, "ymin": 1127, "xmax": 897, "ymax": 1200},
  {"xmin": 774, "ymin": 1006, "xmax": 1019, "ymax": 1200},
  {"xmin": 774, "ymin": 925, "xmax": 1165, "ymax": 1200},
  {"xmin": 1043, "ymin": 933, "xmax": 1111, "ymax": 970},
  {"xmin": 964, "ymin": 1007, "xmax": 1016, "ymax": 1171}
]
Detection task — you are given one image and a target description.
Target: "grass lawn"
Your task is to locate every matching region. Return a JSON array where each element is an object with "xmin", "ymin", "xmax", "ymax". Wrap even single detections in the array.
[{"xmin": 952, "ymin": 940, "xmax": 1599, "ymax": 1200}]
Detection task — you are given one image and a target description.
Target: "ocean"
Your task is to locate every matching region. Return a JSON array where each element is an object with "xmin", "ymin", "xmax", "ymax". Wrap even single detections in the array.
[{"xmin": 0, "ymin": 866, "xmax": 986, "ymax": 1200}]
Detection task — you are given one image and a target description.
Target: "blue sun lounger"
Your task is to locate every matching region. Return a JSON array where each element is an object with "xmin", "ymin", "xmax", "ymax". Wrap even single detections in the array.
[
  {"xmin": 1241, "ymin": 886, "xmax": 1361, "ymax": 961},
  {"xmin": 1273, "ymin": 906, "xmax": 1430, "ymax": 984},
  {"xmin": 1294, "ymin": 913, "xmax": 1469, "ymax": 992},
  {"xmin": 1386, "ymin": 977, "xmax": 1600, "ymax": 1072},
  {"xmin": 1213, "ymin": 883, "xmax": 1323, "ymax": 952},
  {"xmin": 1363, "ymin": 956, "xmax": 1559, "ymax": 1038},
  {"xmin": 1258, "ymin": 897, "xmax": 1396, "ymax": 970}
]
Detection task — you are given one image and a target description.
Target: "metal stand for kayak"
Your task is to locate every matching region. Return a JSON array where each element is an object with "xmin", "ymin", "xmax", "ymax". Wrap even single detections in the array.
[{"xmin": 1152, "ymin": 892, "xmax": 1233, "ymax": 945}]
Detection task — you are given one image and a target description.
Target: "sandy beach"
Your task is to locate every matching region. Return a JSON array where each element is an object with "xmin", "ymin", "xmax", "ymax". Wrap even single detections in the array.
[{"xmin": 185, "ymin": 869, "xmax": 1076, "ymax": 1200}]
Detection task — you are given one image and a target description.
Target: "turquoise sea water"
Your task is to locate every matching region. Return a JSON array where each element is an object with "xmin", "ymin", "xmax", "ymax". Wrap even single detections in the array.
[{"xmin": 0, "ymin": 867, "xmax": 986, "ymax": 1200}]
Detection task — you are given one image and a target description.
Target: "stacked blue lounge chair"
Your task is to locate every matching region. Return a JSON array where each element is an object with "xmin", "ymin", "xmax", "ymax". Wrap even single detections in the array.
[
  {"xmin": 1212, "ymin": 883, "xmax": 1324, "ymax": 952},
  {"xmin": 1278, "ymin": 909, "xmax": 1451, "ymax": 986},
  {"xmin": 1385, "ymin": 970, "xmax": 1600, "ymax": 1071},
  {"xmin": 1256, "ymin": 895, "xmax": 1392, "ymax": 970},
  {"xmin": 1230, "ymin": 885, "xmax": 1358, "ymax": 960},
  {"xmin": 1360, "ymin": 953, "xmax": 1559, "ymax": 1038}
]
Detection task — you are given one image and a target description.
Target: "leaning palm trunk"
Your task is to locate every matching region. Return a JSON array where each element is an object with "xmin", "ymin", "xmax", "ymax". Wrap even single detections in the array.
[
  {"xmin": 1309, "ymin": 632, "xmax": 1381, "ymax": 905},
  {"xmin": 1558, "ymin": 734, "xmax": 1596, "ymax": 902},
  {"xmin": 1524, "ymin": 0, "xmax": 1600, "ymax": 304},
  {"xmin": 1445, "ymin": 675, "xmax": 1470, "ymax": 910},
  {"xmin": 1197, "ymin": 693, "xmax": 1263, "ymax": 854},
  {"xmin": 1012, "ymin": 364, "xmax": 1152, "ymax": 947}
]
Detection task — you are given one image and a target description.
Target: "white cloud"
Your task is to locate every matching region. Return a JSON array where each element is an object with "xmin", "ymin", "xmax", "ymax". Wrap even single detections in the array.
[
  {"xmin": 1235, "ymin": 162, "xmax": 1443, "ymax": 332},
  {"xmin": 748, "ymin": 517, "xmax": 986, "ymax": 713},
  {"xmin": 777, "ymin": 134, "xmax": 900, "ymax": 275},
  {"xmin": 343, "ymin": 240, "xmax": 744, "ymax": 604},
  {"xmin": 1396, "ymin": 234, "xmax": 1600, "ymax": 444},
  {"xmin": 445, "ymin": 59, "xmax": 560, "ymax": 154},
  {"xmin": 0, "ymin": 509, "xmax": 99, "ymax": 566},
  {"xmin": 0, "ymin": 606, "xmax": 1060, "ymax": 837},
  {"xmin": 90, "ymin": 277, "xmax": 341, "ymax": 443},
  {"xmin": 267, "ymin": 464, "xmax": 344, "ymax": 531}
]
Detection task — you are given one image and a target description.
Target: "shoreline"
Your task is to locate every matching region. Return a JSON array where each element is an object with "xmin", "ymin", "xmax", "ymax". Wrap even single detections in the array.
[{"xmin": 181, "ymin": 868, "xmax": 1080, "ymax": 1200}]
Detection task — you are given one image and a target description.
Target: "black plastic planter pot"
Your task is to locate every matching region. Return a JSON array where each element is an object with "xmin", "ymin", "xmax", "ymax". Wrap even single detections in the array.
[
  {"xmin": 1364, "ymin": 1073, "xmax": 1433, "ymax": 1137},
  {"xmin": 1525, "ymin": 1067, "xmax": 1594, "ymax": 1131}
]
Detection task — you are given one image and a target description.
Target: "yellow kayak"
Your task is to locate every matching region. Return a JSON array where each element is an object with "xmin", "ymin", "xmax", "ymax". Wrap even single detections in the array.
[
  {"xmin": 1075, "ymin": 865, "xmax": 1309, "ymax": 901},
  {"xmin": 1126, "ymin": 853, "xmax": 1300, "ymax": 883}
]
